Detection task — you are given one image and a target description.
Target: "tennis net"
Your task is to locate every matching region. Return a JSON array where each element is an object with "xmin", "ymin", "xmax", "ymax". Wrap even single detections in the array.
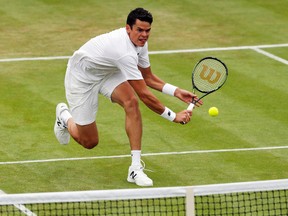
[{"xmin": 0, "ymin": 179, "xmax": 287, "ymax": 215}]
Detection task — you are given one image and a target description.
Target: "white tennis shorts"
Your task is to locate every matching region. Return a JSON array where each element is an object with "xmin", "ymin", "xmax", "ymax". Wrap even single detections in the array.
[{"xmin": 65, "ymin": 52, "xmax": 126, "ymax": 125}]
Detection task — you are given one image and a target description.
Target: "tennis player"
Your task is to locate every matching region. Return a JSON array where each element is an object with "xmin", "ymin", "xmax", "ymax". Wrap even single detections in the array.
[{"xmin": 54, "ymin": 7, "xmax": 202, "ymax": 187}]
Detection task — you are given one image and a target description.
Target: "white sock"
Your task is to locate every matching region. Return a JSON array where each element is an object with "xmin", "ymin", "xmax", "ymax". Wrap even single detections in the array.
[
  {"xmin": 131, "ymin": 150, "xmax": 141, "ymax": 167},
  {"xmin": 61, "ymin": 110, "xmax": 72, "ymax": 125}
]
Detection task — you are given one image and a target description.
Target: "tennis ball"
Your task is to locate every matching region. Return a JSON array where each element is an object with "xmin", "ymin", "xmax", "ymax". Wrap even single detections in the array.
[{"xmin": 209, "ymin": 107, "xmax": 219, "ymax": 117}]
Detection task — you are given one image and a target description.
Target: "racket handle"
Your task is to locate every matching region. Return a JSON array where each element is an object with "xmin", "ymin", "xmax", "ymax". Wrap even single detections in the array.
[{"xmin": 187, "ymin": 103, "xmax": 195, "ymax": 111}]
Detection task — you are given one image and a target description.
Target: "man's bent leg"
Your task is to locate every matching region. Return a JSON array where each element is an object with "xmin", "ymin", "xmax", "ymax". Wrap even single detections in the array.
[
  {"xmin": 68, "ymin": 119, "xmax": 99, "ymax": 149},
  {"xmin": 54, "ymin": 102, "xmax": 99, "ymax": 149}
]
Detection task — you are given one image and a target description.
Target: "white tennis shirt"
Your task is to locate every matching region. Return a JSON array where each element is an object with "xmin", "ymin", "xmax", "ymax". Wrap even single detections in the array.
[{"xmin": 73, "ymin": 27, "xmax": 151, "ymax": 81}]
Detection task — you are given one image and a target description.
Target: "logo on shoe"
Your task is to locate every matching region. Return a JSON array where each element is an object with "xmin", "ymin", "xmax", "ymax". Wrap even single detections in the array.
[
  {"xmin": 57, "ymin": 117, "xmax": 67, "ymax": 128},
  {"xmin": 57, "ymin": 118, "xmax": 62, "ymax": 127},
  {"xmin": 130, "ymin": 171, "xmax": 137, "ymax": 179}
]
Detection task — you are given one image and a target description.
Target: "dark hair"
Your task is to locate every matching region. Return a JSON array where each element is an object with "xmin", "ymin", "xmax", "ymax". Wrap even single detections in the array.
[{"xmin": 126, "ymin": 8, "xmax": 153, "ymax": 28}]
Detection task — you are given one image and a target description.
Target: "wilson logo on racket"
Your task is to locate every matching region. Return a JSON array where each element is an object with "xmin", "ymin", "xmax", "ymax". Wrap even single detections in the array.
[{"xmin": 200, "ymin": 64, "xmax": 221, "ymax": 84}]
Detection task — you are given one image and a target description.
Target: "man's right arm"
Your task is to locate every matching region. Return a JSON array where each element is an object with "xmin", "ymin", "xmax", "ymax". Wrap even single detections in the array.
[{"xmin": 128, "ymin": 79, "xmax": 191, "ymax": 124}]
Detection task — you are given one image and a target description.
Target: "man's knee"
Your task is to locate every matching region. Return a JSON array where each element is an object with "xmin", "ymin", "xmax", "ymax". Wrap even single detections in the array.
[
  {"xmin": 80, "ymin": 137, "xmax": 99, "ymax": 149},
  {"xmin": 75, "ymin": 122, "xmax": 99, "ymax": 149},
  {"xmin": 124, "ymin": 96, "xmax": 139, "ymax": 111}
]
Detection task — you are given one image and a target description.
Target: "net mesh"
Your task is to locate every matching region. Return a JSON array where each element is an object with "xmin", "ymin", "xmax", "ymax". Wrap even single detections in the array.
[
  {"xmin": 0, "ymin": 197, "xmax": 186, "ymax": 216},
  {"xmin": 0, "ymin": 198, "xmax": 186, "ymax": 216},
  {"xmin": 195, "ymin": 189, "xmax": 288, "ymax": 216},
  {"xmin": 193, "ymin": 57, "xmax": 227, "ymax": 93},
  {"xmin": 0, "ymin": 179, "xmax": 287, "ymax": 216}
]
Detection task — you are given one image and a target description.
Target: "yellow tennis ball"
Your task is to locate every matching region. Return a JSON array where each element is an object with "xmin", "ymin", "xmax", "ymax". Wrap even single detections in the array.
[{"xmin": 209, "ymin": 107, "xmax": 219, "ymax": 117}]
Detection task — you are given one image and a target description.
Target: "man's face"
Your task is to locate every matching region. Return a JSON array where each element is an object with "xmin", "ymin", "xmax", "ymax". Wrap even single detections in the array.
[{"xmin": 126, "ymin": 19, "xmax": 151, "ymax": 47}]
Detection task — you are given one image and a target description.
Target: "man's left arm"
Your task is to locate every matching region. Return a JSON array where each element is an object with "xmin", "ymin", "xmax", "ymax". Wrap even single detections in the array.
[{"xmin": 138, "ymin": 66, "xmax": 202, "ymax": 106}]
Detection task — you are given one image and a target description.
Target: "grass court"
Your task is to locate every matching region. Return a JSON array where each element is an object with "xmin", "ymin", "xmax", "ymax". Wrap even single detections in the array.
[{"xmin": 0, "ymin": 0, "xmax": 287, "ymax": 194}]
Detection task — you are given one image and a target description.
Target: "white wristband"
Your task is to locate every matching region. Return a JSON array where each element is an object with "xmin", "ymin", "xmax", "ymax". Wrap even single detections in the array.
[
  {"xmin": 162, "ymin": 83, "xmax": 177, "ymax": 96},
  {"xmin": 160, "ymin": 107, "xmax": 176, "ymax": 122}
]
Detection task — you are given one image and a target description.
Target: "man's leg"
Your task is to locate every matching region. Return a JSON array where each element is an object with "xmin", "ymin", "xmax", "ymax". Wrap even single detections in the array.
[
  {"xmin": 111, "ymin": 82, "xmax": 142, "ymax": 152},
  {"xmin": 54, "ymin": 103, "xmax": 99, "ymax": 149},
  {"xmin": 68, "ymin": 120, "xmax": 99, "ymax": 150},
  {"xmin": 111, "ymin": 82, "xmax": 153, "ymax": 187},
  {"xmin": 55, "ymin": 80, "xmax": 142, "ymax": 151}
]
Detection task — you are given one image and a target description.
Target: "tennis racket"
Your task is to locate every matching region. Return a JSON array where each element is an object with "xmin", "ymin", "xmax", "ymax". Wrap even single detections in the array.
[{"xmin": 187, "ymin": 56, "xmax": 228, "ymax": 111}]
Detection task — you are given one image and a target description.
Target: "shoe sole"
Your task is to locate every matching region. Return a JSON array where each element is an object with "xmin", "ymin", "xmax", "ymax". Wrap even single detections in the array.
[{"xmin": 127, "ymin": 177, "xmax": 153, "ymax": 187}]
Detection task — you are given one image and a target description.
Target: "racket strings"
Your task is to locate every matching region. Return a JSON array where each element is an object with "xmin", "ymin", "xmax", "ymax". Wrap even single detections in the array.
[{"xmin": 193, "ymin": 59, "xmax": 227, "ymax": 93}]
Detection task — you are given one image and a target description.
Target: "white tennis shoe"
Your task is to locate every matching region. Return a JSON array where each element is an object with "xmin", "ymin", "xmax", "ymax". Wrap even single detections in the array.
[
  {"xmin": 127, "ymin": 165, "xmax": 153, "ymax": 187},
  {"xmin": 54, "ymin": 103, "xmax": 70, "ymax": 145}
]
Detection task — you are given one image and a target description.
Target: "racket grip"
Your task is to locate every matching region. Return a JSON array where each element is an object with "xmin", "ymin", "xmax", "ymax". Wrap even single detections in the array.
[{"xmin": 187, "ymin": 103, "xmax": 195, "ymax": 111}]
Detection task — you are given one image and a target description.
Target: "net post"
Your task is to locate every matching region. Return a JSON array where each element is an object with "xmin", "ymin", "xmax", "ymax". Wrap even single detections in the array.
[{"xmin": 185, "ymin": 186, "xmax": 195, "ymax": 216}]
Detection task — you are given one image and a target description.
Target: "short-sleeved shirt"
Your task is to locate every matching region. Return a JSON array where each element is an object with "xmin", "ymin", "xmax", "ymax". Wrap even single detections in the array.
[{"xmin": 72, "ymin": 27, "xmax": 150, "ymax": 82}]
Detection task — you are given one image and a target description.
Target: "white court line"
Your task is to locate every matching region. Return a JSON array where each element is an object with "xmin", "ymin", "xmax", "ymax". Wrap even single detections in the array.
[
  {"xmin": 0, "ymin": 190, "xmax": 36, "ymax": 216},
  {"xmin": 251, "ymin": 47, "xmax": 288, "ymax": 65},
  {"xmin": 0, "ymin": 55, "xmax": 70, "ymax": 62},
  {"xmin": 0, "ymin": 43, "xmax": 287, "ymax": 62},
  {"xmin": 149, "ymin": 43, "xmax": 288, "ymax": 55},
  {"xmin": 0, "ymin": 146, "xmax": 288, "ymax": 165}
]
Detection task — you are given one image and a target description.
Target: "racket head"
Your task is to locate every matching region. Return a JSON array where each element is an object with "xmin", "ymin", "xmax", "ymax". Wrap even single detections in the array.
[{"xmin": 192, "ymin": 57, "xmax": 228, "ymax": 94}]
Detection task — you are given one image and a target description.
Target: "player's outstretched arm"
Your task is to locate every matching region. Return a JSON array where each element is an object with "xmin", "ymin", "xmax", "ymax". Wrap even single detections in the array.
[
  {"xmin": 128, "ymin": 79, "xmax": 192, "ymax": 124},
  {"xmin": 139, "ymin": 66, "xmax": 203, "ymax": 108}
]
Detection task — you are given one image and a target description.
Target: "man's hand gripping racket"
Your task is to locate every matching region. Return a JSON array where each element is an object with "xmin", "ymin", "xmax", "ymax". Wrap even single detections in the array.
[{"xmin": 183, "ymin": 57, "xmax": 228, "ymax": 123}]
